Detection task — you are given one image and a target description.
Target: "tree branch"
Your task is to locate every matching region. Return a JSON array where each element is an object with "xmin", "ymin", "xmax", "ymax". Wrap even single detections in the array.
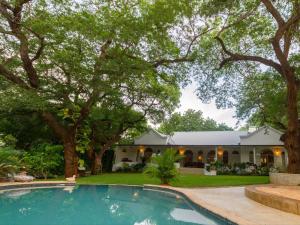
[
  {"xmin": 261, "ymin": 0, "xmax": 285, "ymax": 27},
  {"xmin": 0, "ymin": 63, "xmax": 30, "ymax": 89},
  {"xmin": 42, "ymin": 111, "xmax": 68, "ymax": 139},
  {"xmin": 1, "ymin": 0, "xmax": 39, "ymax": 88},
  {"xmin": 215, "ymin": 36, "xmax": 283, "ymax": 74}
]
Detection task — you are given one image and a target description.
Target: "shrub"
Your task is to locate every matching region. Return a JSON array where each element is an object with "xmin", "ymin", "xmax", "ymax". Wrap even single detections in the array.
[
  {"xmin": 0, "ymin": 147, "xmax": 20, "ymax": 178},
  {"xmin": 23, "ymin": 144, "xmax": 64, "ymax": 179},
  {"xmin": 144, "ymin": 148, "xmax": 182, "ymax": 184},
  {"xmin": 215, "ymin": 162, "xmax": 276, "ymax": 176},
  {"xmin": 132, "ymin": 163, "xmax": 145, "ymax": 172}
]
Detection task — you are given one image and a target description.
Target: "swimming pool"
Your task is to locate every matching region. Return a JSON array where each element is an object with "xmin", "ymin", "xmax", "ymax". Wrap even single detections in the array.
[{"xmin": 0, "ymin": 185, "xmax": 234, "ymax": 225}]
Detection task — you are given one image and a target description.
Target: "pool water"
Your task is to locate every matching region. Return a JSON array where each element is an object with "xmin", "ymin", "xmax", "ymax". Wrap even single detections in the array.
[{"xmin": 0, "ymin": 185, "xmax": 231, "ymax": 225}]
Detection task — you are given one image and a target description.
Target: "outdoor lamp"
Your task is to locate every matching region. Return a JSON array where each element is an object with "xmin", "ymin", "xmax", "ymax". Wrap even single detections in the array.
[
  {"xmin": 217, "ymin": 146, "xmax": 224, "ymax": 156},
  {"xmin": 198, "ymin": 155, "xmax": 202, "ymax": 161},
  {"xmin": 273, "ymin": 147, "xmax": 282, "ymax": 157},
  {"xmin": 179, "ymin": 148, "xmax": 185, "ymax": 155},
  {"xmin": 139, "ymin": 146, "xmax": 145, "ymax": 155}
]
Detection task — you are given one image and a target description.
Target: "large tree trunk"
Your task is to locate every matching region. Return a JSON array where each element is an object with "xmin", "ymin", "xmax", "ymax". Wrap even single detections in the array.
[
  {"xmin": 285, "ymin": 79, "xmax": 300, "ymax": 173},
  {"xmin": 63, "ymin": 135, "xmax": 78, "ymax": 178},
  {"xmin": 91, "ymin": 149, "xmax": 106, "ymax": 175},
  {"xmin": 42, "ymin": 112, "xmax": 78, "ymax": 178}
]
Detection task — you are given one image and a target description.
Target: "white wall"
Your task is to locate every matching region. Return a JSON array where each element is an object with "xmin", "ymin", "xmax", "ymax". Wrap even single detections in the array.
[{"xmin": 114, "ymin": 146, "xmax": 138, "ymax": 163}]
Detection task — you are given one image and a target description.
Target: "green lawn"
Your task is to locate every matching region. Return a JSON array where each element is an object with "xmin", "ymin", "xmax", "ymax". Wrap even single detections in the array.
[{"xmin": 76, "ymin": 173, "xmax": 269, "ymax": 187}]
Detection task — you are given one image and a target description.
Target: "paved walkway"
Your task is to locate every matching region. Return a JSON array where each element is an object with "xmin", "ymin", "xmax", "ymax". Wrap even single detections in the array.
[{"xmin": 172, "ymin": 186, "xmax": 300, "ymax": 225}]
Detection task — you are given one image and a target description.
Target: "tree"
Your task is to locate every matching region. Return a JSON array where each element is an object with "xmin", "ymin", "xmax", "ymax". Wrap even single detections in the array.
[
  {"xmin": 0, "ymin": 0, "xmax": 200, "ymax": 177},
  {"xmin": 194, "ymin": 0, "xmax": 300, "ymax": 173},
  {"xmin": 0, "ymin": 110, "xmax": 57, "ymax": 149},
  {"xmin": 235, "ymin": 71, "xmax": 290, "ymax": 130},
  {"xmin": 159, "ymin": 109, "xmax": 232, "ymax": 134},
  {"xmin": 86, "ymin": 106, "xmax": 147, "ymax": 174}
]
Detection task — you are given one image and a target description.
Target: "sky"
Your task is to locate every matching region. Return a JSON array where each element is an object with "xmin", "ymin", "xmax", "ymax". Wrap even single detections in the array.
[{"xmin": 177, "ymin": 82, "xmax": 244, "ymax": 129}]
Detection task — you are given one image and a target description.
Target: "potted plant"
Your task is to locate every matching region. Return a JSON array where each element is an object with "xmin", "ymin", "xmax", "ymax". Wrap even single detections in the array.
[{"xmin": 204, "ymin": 162, "xmax": 217, "ymax": 176}]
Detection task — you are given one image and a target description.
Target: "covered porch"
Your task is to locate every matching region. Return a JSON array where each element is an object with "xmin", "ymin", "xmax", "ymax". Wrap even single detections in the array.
[{"xmin": 113, "ymin": 144, "xmax": 287, "ymax": 171}]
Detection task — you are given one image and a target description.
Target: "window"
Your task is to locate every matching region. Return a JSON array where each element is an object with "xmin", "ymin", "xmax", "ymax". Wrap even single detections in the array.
[
  {"xmin": 261, "ymin": 150, "xmax": 274, "ymax": 167},
  {"xmin": 223, "ymin": 151, "xmax": 229, "ymax": 164},
  {"xmin": 144, "ymin": 148, "xmax": 153, "ymax": 162},
  {"xmin": 207, "ymin": 150, "xmax": 215, "ymax": 163},
  {"xmin": 232, "ymin": 150, "xmax": 239, "ymax": 155}
]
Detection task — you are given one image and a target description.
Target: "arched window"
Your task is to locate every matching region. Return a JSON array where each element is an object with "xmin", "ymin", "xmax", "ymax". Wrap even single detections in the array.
[
  {"xmin": 184, "ymin": 150, "xmax": 193, "ymax": 164},
  {"xmin": 207, "ymin": 150, "xmax": 215, "ymax": 163},
  {"xmin": 223, "ymin": 151, "xmax": 229, "ymax": 164},
  {"xmin": 231, "ymin": 150, "xmax": 240, "ymax": 164},
  {"xmin": 261, "ymin": 149, "xmax": 274, "ymax": 167},
  {"xmin": 144, "ymin": 148, "xmax": 153, "ymax": 162},
  {"xmin": 249, "ymin": 151, "xmax": 254, "ymax": 163}
]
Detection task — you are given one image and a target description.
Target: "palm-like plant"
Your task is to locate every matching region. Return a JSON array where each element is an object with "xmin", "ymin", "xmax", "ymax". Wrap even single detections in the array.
[
  {"xmin": 0, "ymin": 148, "xmax": 19, "ymax": 178},
  {"xmin": 144, "ymin": 148, "xmax": 182, "ymax": 185}
]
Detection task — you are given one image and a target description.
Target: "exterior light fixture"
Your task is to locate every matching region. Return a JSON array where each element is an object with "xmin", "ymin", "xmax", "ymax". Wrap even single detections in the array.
[
  {"xmin": 139, "ymin": 146, "xmax": 145, "ymax": 154},
  {"xmin": 273, "ymin": 146, "xmax": 282, "ymax": 157},
  {"xmin": 198, "ymin": 155, "xmax": 202, "ymax": 161},
  {"xmin": 179, "ymin": 148, "xmax": 185, "ymax": 155},
  {"xmin": 217, "ymin": 146, "xmax": 224, "ymax": 156}
]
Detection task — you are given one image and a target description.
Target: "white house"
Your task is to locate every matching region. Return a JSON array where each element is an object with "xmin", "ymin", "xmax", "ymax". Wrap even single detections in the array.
[{"xmin": 113, "ymin": 126, "xmax": 288, "ymax": 172}]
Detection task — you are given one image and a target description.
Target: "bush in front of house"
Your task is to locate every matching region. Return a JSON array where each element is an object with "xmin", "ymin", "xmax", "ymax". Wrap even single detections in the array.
[
  {"xmin": 115, "ymin": 163, "xmax": 146, "ymax": 173},
  {"xmin": 216, "ymin": 162, "xmax": 278, "ymax": 176},
  {"xmin": 144, "ymin": 148, "xmax": 182, "ymax": 184}
]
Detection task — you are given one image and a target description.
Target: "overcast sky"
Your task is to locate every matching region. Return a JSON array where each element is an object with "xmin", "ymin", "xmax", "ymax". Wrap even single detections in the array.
[{"xmin": 177, "ymin": 82, "xmax": 244, "ymax": 129}]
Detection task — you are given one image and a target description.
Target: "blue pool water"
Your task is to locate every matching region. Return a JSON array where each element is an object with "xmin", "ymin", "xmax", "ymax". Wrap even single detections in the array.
[{"xmin": 0, "ymin": 185, "xmax": 232, "ymax": 225}]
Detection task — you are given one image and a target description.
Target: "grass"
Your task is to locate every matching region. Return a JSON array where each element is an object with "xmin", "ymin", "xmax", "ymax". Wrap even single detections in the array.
[{"xmin": 76, "ymin": 173, "xmax": 269, "ymax": 187}]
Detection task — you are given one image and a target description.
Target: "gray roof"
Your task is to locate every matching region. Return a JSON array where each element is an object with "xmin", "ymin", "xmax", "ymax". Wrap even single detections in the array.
[{"xmin": 168, "ymin": 131, "xmax": 248, "ymax": 146}]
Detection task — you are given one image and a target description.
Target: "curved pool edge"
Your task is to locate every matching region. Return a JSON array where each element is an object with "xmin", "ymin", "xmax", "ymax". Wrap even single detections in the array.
[
  {"xmin": 0, "ymin": 182, "xmax": 247, "ymax": 225},
  {"xmin": 144, "ymin": 185, "xmax": 252, "ymax": 225},
  {"xmin": 0, "ymin": 181, "xmax": 75, "ymax": 191}
]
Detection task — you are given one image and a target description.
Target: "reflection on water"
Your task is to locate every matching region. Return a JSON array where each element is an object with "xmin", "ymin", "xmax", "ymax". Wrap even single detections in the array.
[
  {"xmin": 0, "ymin": 185, "xmax": 228, "ymax": 225},
  {"xmin": 5, "ymin": 189, "xmax": 31, "ymax": 199}
]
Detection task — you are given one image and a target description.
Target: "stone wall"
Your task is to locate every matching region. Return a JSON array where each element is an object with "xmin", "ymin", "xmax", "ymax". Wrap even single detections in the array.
[{"xmin": 270, "ymin": 172, "xmax": 300, "ymax": 186}]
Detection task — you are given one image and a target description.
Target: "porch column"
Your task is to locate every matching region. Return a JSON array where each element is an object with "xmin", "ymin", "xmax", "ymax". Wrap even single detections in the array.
[
  {"xmin": 215, "ymin": 146, "xmax": 218, "ymax": 161},
  {"xmin": 253, "ymin": 147, "xmax": 256, "ymax": 164}
]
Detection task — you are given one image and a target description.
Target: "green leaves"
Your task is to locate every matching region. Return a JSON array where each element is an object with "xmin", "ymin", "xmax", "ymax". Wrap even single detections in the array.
[
  {"xmin": 23, "ymin": 143, "xmax": 64, "ymax": 179},
  {"xmin": 0, "ymin": 147, "xmax": 21, "ymax": 178},
  {"xmin": 144, "ymin": 148, "xmax": 182, "ymax": 184},
  {"xmin": 159, "ymin": 109, "xmax": 232, "ymax": 134}
]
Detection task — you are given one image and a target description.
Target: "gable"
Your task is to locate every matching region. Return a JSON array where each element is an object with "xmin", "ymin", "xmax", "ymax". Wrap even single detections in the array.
[
  {"xmin": 134, "ymin": 129, "xmax": 168, "ymax": 145},
  {"xmin": 240, "ymin": 127, "xmax": 284, "ymax": 146}
]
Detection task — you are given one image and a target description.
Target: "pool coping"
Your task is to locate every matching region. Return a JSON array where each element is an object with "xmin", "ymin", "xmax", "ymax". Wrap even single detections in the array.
[
  {"xmin": 0, "ymin": 182, "xmax": 246, "ymax": 225},
  {"xmin": 0, "ymin": 181, "xmax": 75, "ymax": 190},
  {"xmin": 144, "ymin": 185, "xmax": 252, "ymax": 225}
]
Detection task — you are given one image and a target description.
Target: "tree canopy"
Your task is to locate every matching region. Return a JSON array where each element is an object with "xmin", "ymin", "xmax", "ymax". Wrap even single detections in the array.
[
  {"xmin": 159, "ymin": 109, "xmax": 232, "ymax": 134},
  {"xmin": 0, "ymin": 0, "xmax": 202, "ymax": 177},
  {"xmin": 191, "ymin": 0, "xmax": 300, "ymax": 173}
]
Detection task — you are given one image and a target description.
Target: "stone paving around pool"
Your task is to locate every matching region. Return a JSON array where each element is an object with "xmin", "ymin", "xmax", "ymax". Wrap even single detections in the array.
[
  {"xmin": 166, "ymin": 186, "xmax": 300, "ymax": 225},
  {"xmin": 245, "ymin": 185, "xmax": 300, "ymax": 216}
]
